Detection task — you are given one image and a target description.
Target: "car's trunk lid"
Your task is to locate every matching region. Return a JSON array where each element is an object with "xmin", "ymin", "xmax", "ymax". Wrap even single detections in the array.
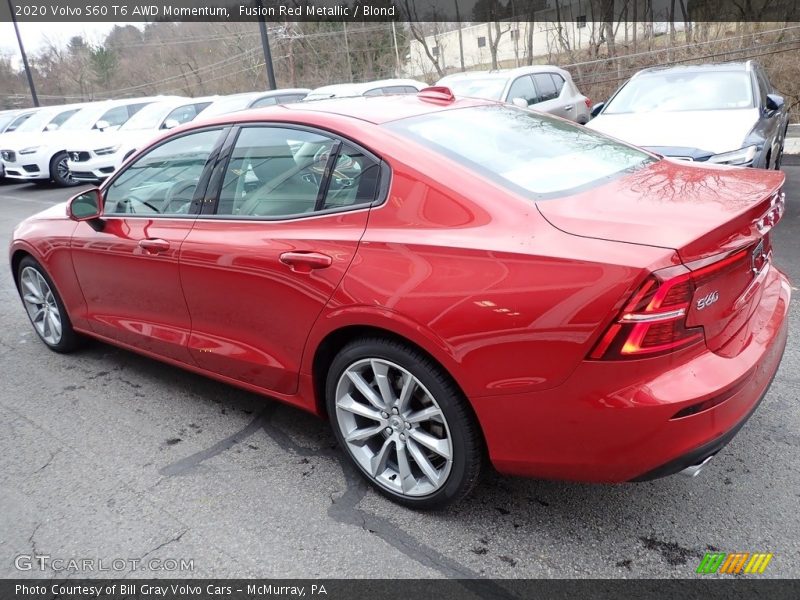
[{"xmin": 537, "ymin": 159, "xmax": 785, "ymax": 354}]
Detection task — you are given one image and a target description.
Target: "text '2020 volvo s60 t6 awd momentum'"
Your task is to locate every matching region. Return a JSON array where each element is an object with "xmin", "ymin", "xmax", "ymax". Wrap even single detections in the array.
[{"xmin": 10, "ymin": 88, "xmax": 790, "ymax": 508}]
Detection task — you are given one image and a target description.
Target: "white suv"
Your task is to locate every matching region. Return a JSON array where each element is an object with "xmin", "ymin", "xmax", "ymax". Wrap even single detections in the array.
[
  {"xmin": 1, "ymin": 97, "xmax": 164, "ymax": 186},
  {"xmin": 437, "ymin": 66, "xmax": 592, "ymax": 124}
]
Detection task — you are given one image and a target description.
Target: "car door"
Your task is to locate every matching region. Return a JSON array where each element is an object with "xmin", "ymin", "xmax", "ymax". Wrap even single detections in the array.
[
  {"xmin": 531, "ymin": 73, "xmax": 577, "ymax": 121},
  {"xmin": 70, "ymin": 127, "xmax": 227, "ymax": 362},
  {"xmin": 179, "ymin": 124, "xmax": 384, "ymax": 395}
]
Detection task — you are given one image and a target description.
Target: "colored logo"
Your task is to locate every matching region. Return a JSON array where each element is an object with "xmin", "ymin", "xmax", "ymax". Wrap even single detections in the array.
[{"xmin": 696, "ymin": 552, "xmax": 773, "ymax": 574}]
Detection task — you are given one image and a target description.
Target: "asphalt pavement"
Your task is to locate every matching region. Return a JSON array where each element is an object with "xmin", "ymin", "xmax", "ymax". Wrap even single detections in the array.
[{"xmin": 0, "ymin": 169, "xmax": 798, "ymax": 580}]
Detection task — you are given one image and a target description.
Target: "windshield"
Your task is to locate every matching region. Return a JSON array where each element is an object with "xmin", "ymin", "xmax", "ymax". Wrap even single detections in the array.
[
  {"xmin": 443, "ymin": 78, "xmax": 507, "ymax": 101},
  {"xmin": 604, "ymin": 71, "xmax": 755, "ymax": 114},
  {"xmin": 120, "ymin": 102, "xmax": 171, "ymax": 130},
  {"xmin": 0, "ymin": 113, "xmax": 17, "ymax": 132},
  {"xmin": 202, "ymin": 95, "xmax": 254, "ymax": 117},
  {"xmin": 59, "ymin": 105, "xmax": 109, "ymax": 130},
  {"xmin": 15, "ymin": 107, "xmax": 78, "ymax": 133},
  {"xmin": 388, "ymin": 105, "xmax": 654, "ymax": 198}
]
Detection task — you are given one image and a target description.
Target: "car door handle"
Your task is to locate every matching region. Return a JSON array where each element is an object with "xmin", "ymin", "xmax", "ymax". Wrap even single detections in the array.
[
  {"xmin": 563, "ymin": 105, "xmax": 574, "ymax": 111},
  {"xmin": 138, "ymin": 238, "xmax": 171, "ymax": 254},
  {"xmin": 280, "ymin": 251, "xmax": 333, "ymax": 273}
]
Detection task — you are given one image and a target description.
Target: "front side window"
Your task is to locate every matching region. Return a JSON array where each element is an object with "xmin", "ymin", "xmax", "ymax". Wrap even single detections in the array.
[
  {"xmin": 388, "ymin": 105, "xmax": 654, "ymax": 198},
  {"xmin": 216, "ymin": 126, "xmax": 380, "ymax": 218},
  {"xmin": 105, "ymin": 129, "xmax": 222, "ymax": 216},
  {"xmin": 507, "ymin": 75, "xmax": 537, "ymax": 105},
  {"xmin": 604, "ymin": 71, "xmax": 755, "ymax": 114}
]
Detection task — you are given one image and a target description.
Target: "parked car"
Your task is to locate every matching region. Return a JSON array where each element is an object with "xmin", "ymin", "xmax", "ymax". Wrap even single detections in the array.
[
  {"xmin": 2, "ymin": 97, "xmax": 166, "ymax": 186},
  {"xmin": 10, "ymin": 91, "xmax": 789, "ymax": 509},
  {"xmin": 0, "ymin": 108, "xmax": 40, "ymax": 179},
  {"xmin": 437, "ymin": 66, "xmax": 592, "ymax": 124},
  {"xmin": 305, "ymin": 79, "xmax": 427, "ymax": 100},
  {"xmin": 66, "ymin": 96, "xmax": 210, "ymax": 183},
  {"xmin": 199, "ymin": 89, "xmax": 311, "ymax": 118},
  {"xmin": 587, "ymin": 61, "xmax": 790, "ymax": 169}
]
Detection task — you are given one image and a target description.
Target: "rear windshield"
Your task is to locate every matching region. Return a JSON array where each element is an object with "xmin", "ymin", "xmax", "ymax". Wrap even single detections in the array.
[
  {"xmin": 388, "ymin": 105, "xmax": 654, "ymax": 198},
  {"xmin": 604, "ymin": 71, "xmax": 755, "ymax": 113}
]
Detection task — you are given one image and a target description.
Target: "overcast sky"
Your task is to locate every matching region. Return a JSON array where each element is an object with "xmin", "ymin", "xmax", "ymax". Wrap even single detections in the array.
[{"xmin": 1, "ymin": 22, "xmax": 125, "ymax": 60}]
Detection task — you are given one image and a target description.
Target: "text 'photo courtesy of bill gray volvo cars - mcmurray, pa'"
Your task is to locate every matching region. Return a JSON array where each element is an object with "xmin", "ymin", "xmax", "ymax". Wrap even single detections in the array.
[{"xmin": 9, "ymin": 79, "xmax": 790, "ymax": 509}]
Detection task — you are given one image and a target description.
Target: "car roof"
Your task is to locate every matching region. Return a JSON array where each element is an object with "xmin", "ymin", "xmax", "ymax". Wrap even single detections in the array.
[
  {"xmin": 439, "ymin": 65, "xmax": 568, "ymax": 82},
  {"xmin": 195, "ymin": 93, "xmax": 495, "ymax": 127},
  {"xmin": 634, "ymin": 61, "xmax": 754, "ymax": 78}
]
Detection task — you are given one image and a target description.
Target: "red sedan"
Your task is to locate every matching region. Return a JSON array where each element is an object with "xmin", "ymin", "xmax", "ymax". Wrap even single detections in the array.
[{"xmin": 10, "ymin": 89, "xmax": 790, "ymax": 509}]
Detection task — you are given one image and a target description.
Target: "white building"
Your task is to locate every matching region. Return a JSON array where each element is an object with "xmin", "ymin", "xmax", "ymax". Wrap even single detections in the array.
[{"xmin": 404, "ymin": 0, "xmax": 679, "ymax": 80}]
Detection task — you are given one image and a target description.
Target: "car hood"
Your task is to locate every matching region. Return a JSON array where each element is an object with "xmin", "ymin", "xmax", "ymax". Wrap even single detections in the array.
[
  {"xmin": 587, "ymin": 109, "xmax": 759, "ymax": 155},
  {"xmin": 536, "ymin": 158, "xmax": 784, "ymax": 264},
  {"xmin": 66, "ymin": 129, "xmax": 158, "ymax": 153},
  {"xmin": 1, "ymin": 129, "xmax": 109, "ymax": 152}
]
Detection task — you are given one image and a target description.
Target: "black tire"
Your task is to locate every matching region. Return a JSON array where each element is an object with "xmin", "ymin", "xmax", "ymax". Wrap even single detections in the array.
[
  {"xmin": 50, "ymin": 151, "xmax": 79, "ymax": 187},
  {"xmin": 326, "ymin": 337, "xmax": 483, "ymax": 509},
  {"xmin": 16, "ymin": 256, "xmax": 83, "ymax": 353}
]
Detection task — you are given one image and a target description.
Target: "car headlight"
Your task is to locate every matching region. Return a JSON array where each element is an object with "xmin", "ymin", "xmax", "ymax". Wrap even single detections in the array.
[
  {"xmin": 93, "ymin": 145, "xmax": 120, "ymax": 156},
  {"xmin": 19, "ymin": 146, "xmax": 40, "ymax": 155},
  {"xmin": 706, "ymin": 145, "xmax": 758, "ymax": 166}
]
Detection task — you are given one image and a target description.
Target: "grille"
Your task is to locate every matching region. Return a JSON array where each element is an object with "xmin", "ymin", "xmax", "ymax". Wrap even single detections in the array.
[{"xmin": 70, "ymin": 151, "xmax": 91, "ymax": 162}]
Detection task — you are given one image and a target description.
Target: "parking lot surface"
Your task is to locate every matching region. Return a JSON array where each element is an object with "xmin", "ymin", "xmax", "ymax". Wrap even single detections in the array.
[{"xmin": 1, "ymin": 169, "xmax": 799, "ymax": 579}]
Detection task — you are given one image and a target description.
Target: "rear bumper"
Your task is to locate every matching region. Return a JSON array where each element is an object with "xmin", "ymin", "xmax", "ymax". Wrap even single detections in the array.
[{"xmin": 472, "ymin": 266, "xmax": 791, "ymax": 482}]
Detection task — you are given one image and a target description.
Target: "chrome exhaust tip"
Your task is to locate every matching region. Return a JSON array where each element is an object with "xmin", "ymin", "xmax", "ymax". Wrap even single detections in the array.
[{"xmin": 680, "ymin": 455, "xmax": 715, "ymax": 478}]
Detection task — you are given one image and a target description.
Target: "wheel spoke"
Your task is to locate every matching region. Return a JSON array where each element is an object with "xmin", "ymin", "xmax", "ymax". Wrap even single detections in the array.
[
  {"xmin": 396, "ymin": 372, "xmax": 416, "ymax": 414},
  {"xmin": 370, "ymin": 359, "xmax": 396, "ymax": 409},
  {"xmin": 409, "ymin": 429, "xmax": 451, "ymax": 459},
  {"xmin": 336, "ymin": 393, "xmax": 382, "ymax": 422},
  {"xmin": 344, "ymin": 423, "xmax": 385, "ymax": 445},
  {"xmin": 370, "ymin": 437, "xmax": 393, "ymax": 477},
  {"xmin": 48, "ymin": 311, "xmax": 62, "ymax": 338},
  {"xmin": 406, "ymin": 437, "xmax": 441, "ymax": 487},
  {"xmin": 395, "ymin": 441, "xmax": 415, "ymax": 494},
  {"xmin": 405, "ymin": 405, "xmax": 443, "ymax": 424},
  {"xmin": 346, "ymin": 370, "xmax": 387, "ymax": 411},
  {"xmin": 22, "ymin": 278, "xmax": 42, "ymax": 303},
  {"xmin": 32, "ymin": 308, "xmax": 46, "ymax": 327}
]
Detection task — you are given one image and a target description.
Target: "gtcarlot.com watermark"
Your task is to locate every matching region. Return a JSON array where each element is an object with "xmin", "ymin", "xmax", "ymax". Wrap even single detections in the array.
[{"xmin": 14, "ymin": 554, "xmax": 194, "ymax": 573}]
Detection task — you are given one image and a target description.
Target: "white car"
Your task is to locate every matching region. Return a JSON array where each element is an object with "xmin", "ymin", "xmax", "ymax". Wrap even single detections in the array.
[
  {"xmin": 437, "ymin": 66, "xmax": 592, "ymax": 124},
  {"xmin": 66, "ymin": 96, "xmax": 210, "ymax": 183},
  {"xmin": 199, "ymin": 88, "xmax": 310, "ymax": 118},
  {"xmin": 0, "ymin": 108, "xmax": 41, "ymax": 178},
  {"xmin": 305, "ymin": 79, "xmax": 428, "ymax": 101},
  {"xmin": 1, "ymin": 97, "xmax": 165, "ymax": 186}
]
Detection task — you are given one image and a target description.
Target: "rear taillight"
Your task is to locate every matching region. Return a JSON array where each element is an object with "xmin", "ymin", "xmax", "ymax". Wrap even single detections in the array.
[
  {"xmin": 589, "ymin": 249, "xmax": 750, "ymax": 360},
  {"xmin": 584, "ymin": 97, "xmax": 593, "ymax": 109}
]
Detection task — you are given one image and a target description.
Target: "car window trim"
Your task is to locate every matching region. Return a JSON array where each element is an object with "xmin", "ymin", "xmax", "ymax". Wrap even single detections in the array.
[
  {"xmin": 199, "ymin": 122, "xmax": 389, "ymax": 222},
  {"xmin": 100, "ymin": 125, "xmax": 230, "ymax": 220}
]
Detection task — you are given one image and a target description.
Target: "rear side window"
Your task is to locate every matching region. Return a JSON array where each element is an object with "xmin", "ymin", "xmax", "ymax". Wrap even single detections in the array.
[
  {"xmin": 550, "ymin": 74, "xmax": 565, "ymax": 95},
  {"xmin": 388, "ymin": 105, "xmax": 654, "ymax": 198},
  {"xmin": 532, "ymin": 74, "xmax": 559, "ymax": 102}
]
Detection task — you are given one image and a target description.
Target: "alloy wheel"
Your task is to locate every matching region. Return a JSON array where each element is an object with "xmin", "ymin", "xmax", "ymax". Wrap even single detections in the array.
[
  {"xmin": 334, "ymin": 358, "xmax": 453, "ymax": 497},
  {"xmin": 20, "ymin": 266, "xmax": 63, "ymax": 345}
]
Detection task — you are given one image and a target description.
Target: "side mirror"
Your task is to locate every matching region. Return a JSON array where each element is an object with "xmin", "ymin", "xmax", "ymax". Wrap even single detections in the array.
[
  {"xmin": 162, "ymin": 119, "xmax": 180, "ymax": 130},
  {"xmin": 511, "ymin": 97, "xmax": 529, "ymax": 108},
  {"xmin": 68, "ymin": 188, "xmax": 103, "ymax": 222},
  {"xmin": 95, "ymin": 120, "xmax": 111, "ymax": 131},
  {"xmin": 766, "ymin": 94, "xmax": 784, "ymax": 112},
  {"xmin": 590, "ymin": 102, "xmax": 605, "ymax": 118},
  {"xmin": 44, "ymin": 123, "xmax": 59, "ymax": 131}
]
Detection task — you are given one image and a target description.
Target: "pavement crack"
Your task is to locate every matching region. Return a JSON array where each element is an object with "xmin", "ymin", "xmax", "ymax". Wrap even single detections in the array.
[
  {"xmin": 140, "ymin": 528, "xmax": 189, "ymax": 563},
  {"xmin": 34, "ymin": 451, "xmax": 57, "ymax": 474}
]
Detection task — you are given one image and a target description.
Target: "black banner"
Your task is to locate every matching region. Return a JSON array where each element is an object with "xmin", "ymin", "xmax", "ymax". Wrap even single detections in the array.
[
  {"xmin": 3, "ymin": 579, "xmax": 800, "ymax": 600},
  {"xmin": 1, "ymin": 0, "xmax": 800, "ymax": 23}
]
